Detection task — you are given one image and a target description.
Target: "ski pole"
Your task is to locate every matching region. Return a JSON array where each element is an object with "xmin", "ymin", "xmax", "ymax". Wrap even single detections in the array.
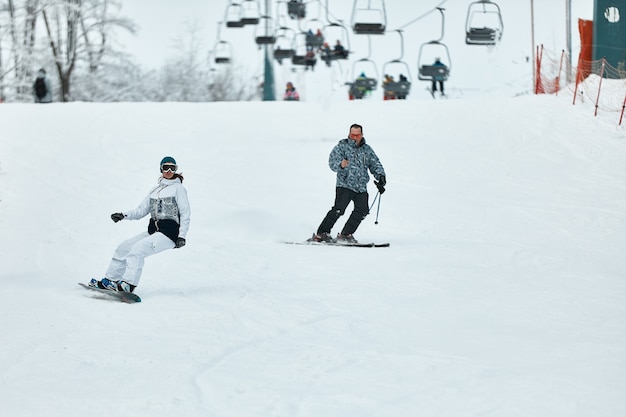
[
  {"xmin": 369, "ymin": 191, "xmax": 382, "ymax": 224},
  {"xmin": 369, "ymin": 191, "xmax": 379, "ymax": 211},
  {"xmin": 374, "ymin": 192, "xmax": 382, "ymax": 224}
]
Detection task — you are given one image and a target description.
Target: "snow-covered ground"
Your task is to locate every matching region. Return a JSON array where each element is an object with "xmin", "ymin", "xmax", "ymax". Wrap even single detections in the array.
[{"xmin": 1, "ymin": 82, "xmax": 625, "ymax": 417}]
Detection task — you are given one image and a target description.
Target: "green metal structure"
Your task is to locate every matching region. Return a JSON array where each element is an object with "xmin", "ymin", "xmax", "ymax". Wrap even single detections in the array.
[{"xmin": 593, "ymin": 0, "xmax": 626, "ymax": 76}]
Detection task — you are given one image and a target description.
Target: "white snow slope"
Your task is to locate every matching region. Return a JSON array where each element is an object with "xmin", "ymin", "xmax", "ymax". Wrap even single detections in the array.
[{"xmin": 1, "ymin": 89, "xmax": 625, "ymax": 417}]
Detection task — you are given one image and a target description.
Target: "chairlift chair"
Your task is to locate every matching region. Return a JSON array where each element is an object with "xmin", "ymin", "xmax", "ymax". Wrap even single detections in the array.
[
  {"xmin": 381, "ymin": 30, "xmax": 411, "ymax": 99},
  {"xmin": 303, "ymin": 18, "xmax": 325, "ymax": 49},
  {"xmin": 213, "ymin": 40, "xmax": 233, "ymax": 64},
  {"xmin": 290, "ymin": 32, "xmax": 316, "ymax": 69},
  {"xmin": 382, "ymin": 60, "xmax": 412, "ymax": 99},
  {"xmin": 273, "ymin": 27, "xmax": 297, "ymax": 63},
  {"xmin": 347, "ymin": 35, "xmax": 378, "ymax": 99},
  {"xmin": 225, "ymin": 2, "xmax": 245, "ymax": 28},
  {"xmin": 347, "ymin": 57, "xmax": 378, "ymax": 99},
  {"xmin": 321, "ymin": 22, "xmax": 351, "ymax": 65},
  {"xmin": 255, "ymin": 16, "xmax": 277, "ymax": 45},
  {"xmin": 321, "ymin": 1, "xmax": 351, "ymax": 65},
  {"xmin": 241, "ymin": 0, "xmax": 261, "ymax": 25},
  {"xmin": 417, "ymin": 42, "xmax": 450, "ymax": 81},
  {"xmin": 351, "ymin": 0, "xmax": 387, "ymax": 35},
  {"xmin": 287, "ymin": 0, "xmax": 306, "ymax": 20},
  {"xmin": 417, "ymin": 8, "xmax": 451, "ymax": 81},
  {"xmin": 291, "ymin": 53, "xmax": 317, "ymax": 69},
  {"xmin": 465, "ymin": 0, "xmax": 503, "ymax": 45}
]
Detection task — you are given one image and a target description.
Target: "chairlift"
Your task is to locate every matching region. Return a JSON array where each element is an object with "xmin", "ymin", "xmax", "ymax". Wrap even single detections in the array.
[
  {"xmin": 320, "ymin": 25, "xmax": 350, "ymax": 66},
  {"xmin": 382, "ymin": 31, "xmax": 411, "ymax": 100},
  {"xmin": 295, "ymin": 1, "xmax": 323, "ymax": 49},
  {"xmin": 346, "ymin": 37, "xmax": 378, "ymax": 99},
  {"xmin": 351, "ymin": 0, "xmax": 386, "ymax": 35},
  {"xmin": 348, "ymin": 59, "xmax": 378, "ymax": 99},
  {"xmin": 321, "ymin": 0, "xmax": 351, "ymax": 65},
  {"xmin": 417, "ymin": 45, "xmax": 450, "ymax": 81},
  {"xmin": 212, "ymin": 22, "xmax": 233, "ymax": 64},
  {"xmin": 225, "ymin": 2, "xmax": 245, "ymax": 28},
  {"xmin": 241, "ymin": 0, "xmax": 261, "ymax": 26},
  {"xmin": 207, "ymin": 60, "xmax": 218, "ymax": 87},
  {"xmin": 417, "ymin": 8, "xmax": 451, "ymax": 81},
  {"xmin": 213, "ymin": 40, "xmax": 233, "ymax": 64},
  {"xmin": 255, "ymin": 15, "xmax": 277, "ymax": 45},
  {"xmin": 465, "ymin": 1, "xmax": 503, "ymax": 45},
  {"xmin": 273, "ymin": 27, "xmax": 297, "ymax": 63},
  {"xmin": 291, "ymin": 32, "xmax": 316, "ymax": 70},
  {"xmin": 303, "ymin": 19, "xmax": 325, "ymax": 49},
  {"xmin": 287, "ymin": 0, "xmax": 306, "ymax": 20}
]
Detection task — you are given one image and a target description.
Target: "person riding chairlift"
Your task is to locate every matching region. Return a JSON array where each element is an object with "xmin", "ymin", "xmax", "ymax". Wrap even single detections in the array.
[
  {"xmin": 431, "ymin": 57, "xmax": 447, "ymax": 96},
  {"xmin": 333, "ymin": 40, "xmax": 347, "ymax": 59}
]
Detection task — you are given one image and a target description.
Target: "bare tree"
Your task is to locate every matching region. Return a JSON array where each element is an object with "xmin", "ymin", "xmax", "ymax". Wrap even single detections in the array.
[
  {"xmin": 80, "ymin": 0, "xmax": 135, "ymax": 73},
  {"xmin": 208, "ymin": 65, "xmax": 258, "ymax": 102},
  {"xmin": 150, "ymin": 21, "xmax": 257, "ymax": 103},
  {"xmin": 2, "ymin": 0, "xmax": 40, "ymax": 100},
  {"xmin": 0, "ymin": 1, "xmax": 256, "ymax": 102},
  {"xmin": 38, "ymin": 0, "xmax": 134, "ymax": 101},
  {"xmin": 153, "ymin": 20, "xmax": 212, "ymax": 102},
  {"xmin": 41, "ymin": 0, "xmax": 81, "ymax": 101}
]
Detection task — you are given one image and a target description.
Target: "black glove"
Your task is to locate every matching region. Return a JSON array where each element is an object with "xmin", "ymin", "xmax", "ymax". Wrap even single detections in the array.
[
  {"xmin": 378, "ymin": 175, "xmax": 386, "ymax": 187},
  {"xmin": 111, "ymin": 213, "xmax": 125, "ymax": 223},
  {"xmin": 374, "ymin": 181, "xmax": 385, "ymax": 194},
  {"xmin": 175, "ymin": 237, "xmax": 186, "ymax": 248}
]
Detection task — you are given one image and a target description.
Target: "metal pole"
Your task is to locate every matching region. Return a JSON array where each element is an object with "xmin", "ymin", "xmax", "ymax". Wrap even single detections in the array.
[
  {"xmin": 566, "ymin": 0, "xmax": 572, "ymax": 84},
  {"xmin": 263, "ymin": 46, "xmax": 275, "ymax": 101},
  {"xmin": 262, "ymin": 0, "xmax": 275, "ymax": 101},
  {"xmin": 531, "ymin": 0, "xmax": 536, "ymax": 91}
]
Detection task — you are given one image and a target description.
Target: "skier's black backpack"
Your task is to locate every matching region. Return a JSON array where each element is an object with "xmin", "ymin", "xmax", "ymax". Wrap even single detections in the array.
[{"xmin": 34, "ymin": 77, "xmax": 47, "ymax": 99}]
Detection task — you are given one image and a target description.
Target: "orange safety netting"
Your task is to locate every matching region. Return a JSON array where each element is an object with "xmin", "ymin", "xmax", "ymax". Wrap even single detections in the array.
[
  {"xmin": 576, "ymin": 19, "xmax": 593, "ymax": 84},
  {"xmin": 535, "ymin": 45, "xmax": 565, "ymax": 94},
  {"xmin": 534, "ymin": 17, "xmax": 625, "ymax": 126}
]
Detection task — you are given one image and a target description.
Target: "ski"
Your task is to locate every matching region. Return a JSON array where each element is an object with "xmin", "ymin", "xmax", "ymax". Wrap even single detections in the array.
[
  {"xmin": 284, "ymin": 241, "xmax": 389, "ymax": 248},
  {"xmin": 78, "ymin": 283, "xmax": 141, "ymax": 303}
]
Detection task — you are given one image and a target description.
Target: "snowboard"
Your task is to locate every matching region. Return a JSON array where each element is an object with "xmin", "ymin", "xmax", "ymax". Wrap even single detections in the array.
[
  {"xmin": 78, "ymin": 282, "xmax": 141, "ymax": 303},
  {"xmin": 284, "ymin": 241, "xmax": 390, "ymax": 248}
]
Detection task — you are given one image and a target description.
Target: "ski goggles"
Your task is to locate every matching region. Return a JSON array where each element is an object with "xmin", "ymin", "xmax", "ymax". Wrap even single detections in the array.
[{"xmin": 161, "ymin": 164, "xmax": 177, "ymax": 172}]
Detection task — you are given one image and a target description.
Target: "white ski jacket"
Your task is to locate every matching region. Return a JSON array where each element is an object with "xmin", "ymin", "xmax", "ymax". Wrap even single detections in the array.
[{"xmin": 123, "ymin": 177, "xmax": 191, "ymax": 242}]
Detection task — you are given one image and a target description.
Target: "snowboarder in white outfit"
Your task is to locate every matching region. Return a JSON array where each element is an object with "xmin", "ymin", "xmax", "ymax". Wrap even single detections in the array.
[{"xmin": 89, "ymin": 156, "xmax": 191, "ymax": 293}]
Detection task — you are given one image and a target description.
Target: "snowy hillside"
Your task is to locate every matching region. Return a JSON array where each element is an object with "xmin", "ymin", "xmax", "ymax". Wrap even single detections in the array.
[{"xmin": 1, "ymin": 89, "xmax": 625, "ymax": 416}]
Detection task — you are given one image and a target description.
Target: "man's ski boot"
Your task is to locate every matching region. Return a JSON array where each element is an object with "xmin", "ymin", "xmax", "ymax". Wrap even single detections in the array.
[
  {"xmin": 336, "ymin": 233, "xmax": 358, "ymax": 244},
  {"xmin": 308, "ymin": 232, "xmax": 335, "ymax": 243}
]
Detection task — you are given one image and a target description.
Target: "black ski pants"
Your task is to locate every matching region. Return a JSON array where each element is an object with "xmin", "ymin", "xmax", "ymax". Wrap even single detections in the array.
[
  {"xmin": 317, "ymin": 187, "xmax": 369, "ymax": 236},
  {"xmin": 432, "ymin": 80, "xmax": 444, "ymax": 94}
]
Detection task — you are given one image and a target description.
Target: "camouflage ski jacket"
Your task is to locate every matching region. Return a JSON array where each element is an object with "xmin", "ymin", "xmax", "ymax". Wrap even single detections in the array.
[{"xmin": 328, "ymin": 138, "xmax": 386, "ymax": 193}]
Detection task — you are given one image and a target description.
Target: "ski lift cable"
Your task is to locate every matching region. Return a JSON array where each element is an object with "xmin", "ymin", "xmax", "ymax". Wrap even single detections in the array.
[
  {"xmin": 321, "ymin": 0, "xmax": 343, "ymax": 26},
  {"xmin": 395, "ymin": 0, "xmax": 449, "ymax": 31}
]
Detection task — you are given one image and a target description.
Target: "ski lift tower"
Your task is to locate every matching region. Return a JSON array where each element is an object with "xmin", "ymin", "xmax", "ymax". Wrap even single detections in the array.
[{"xmin": 262, "ymin": 0, "xmax": 276, "ymax": 101}]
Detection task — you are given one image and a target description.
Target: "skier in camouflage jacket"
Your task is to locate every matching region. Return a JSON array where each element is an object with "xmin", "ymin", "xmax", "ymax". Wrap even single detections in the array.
[{"xmin": 313, "ymin": 123, "xmax": 386, "ymax": 243}]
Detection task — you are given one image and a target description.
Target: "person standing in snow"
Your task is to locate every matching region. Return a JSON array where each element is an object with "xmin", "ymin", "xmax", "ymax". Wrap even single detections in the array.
[
  {"xmin": 89, "ymin": 156, "xmax": 191, "ymax": 293},
  {"xmin": 283, "ymin": 81, "xmax": 300, "ymax": 101},
  {"xmin": 32, "ymin": 68, "xmax": 53, "ymax": 103},
  {"xmin": 311, "ymin": 124, "xmax": 386, "ymax": 244}
]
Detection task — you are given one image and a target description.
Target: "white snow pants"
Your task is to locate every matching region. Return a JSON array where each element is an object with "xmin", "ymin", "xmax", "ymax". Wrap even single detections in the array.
[{"xmin": 105, "ymin": 231, "xmax": 175, "ymax": 286}]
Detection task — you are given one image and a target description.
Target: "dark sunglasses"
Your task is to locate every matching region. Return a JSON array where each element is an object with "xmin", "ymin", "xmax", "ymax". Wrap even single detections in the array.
[{"xmin": 161, "ymin": 164, "xmax": 177, "ymax": 172}]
